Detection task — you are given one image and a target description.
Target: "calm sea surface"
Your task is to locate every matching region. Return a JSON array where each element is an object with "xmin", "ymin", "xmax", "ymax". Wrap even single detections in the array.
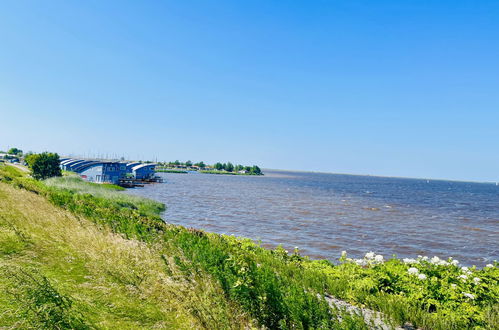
[{"xmin": 125, "ymin": 170, "xmax": 499, "ymax": 266}]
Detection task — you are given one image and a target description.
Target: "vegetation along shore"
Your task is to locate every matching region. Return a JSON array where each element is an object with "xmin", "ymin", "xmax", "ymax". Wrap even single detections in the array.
[
  {"xmin": 156, "ymin": 160, "xmax": 263, "ymax": 175},
  {"xmin": 0, "ymin": 156, "xmax": 498, "ymax": 329}
]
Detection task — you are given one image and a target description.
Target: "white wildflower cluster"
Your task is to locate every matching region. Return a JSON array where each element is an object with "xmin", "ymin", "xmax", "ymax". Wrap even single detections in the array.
[
  {"xmin": 407, "ymin": 267, "xmax": 427, "ymax": 280},
  {"xmin": 408, "ymin": 267, "xmax": 419, "ymax": 275},
  {"xmin": 462, "ymin": 292, "xmax": 475, "ymax": 300},
  {"xmin": 342, "ymin": 251, "xmax": 385, "ymax": 267},
  {"xmin": 403, "ymin": 258, "xmax": 417, "ymax": 264}
]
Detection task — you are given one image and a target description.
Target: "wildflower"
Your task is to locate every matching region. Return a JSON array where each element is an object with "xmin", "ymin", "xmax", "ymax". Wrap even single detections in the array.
[
  {"xmin": 459, "ymin": 274, "xmax": 468, "ymax": 281},
  {"xmin": 451, "ymin": 284, "xmax": 457, "ymax": 289},
  {"xmin": 461, "ymin": 266, "xmax": 469, "ymax": 272},
  {"xmin": 403, "ymin": 258, "xmax": 416, "ymax": 264},
  {"xmin": 408, "ymin": 267, "xmax": 419, "ymax": 275},
  {"xmin": 451, "ymin": 259, "xmax": 459, "ymax": 266},
  {"xmin": 418, "ymin": 273, "xmax": 427, "ymax": 280},
  {"xmin": 430, "ymin": 256, "xmax": 441, "ymax": 264},
  {"xmin": 374, "ymin": 254, "xmax": 384, "ymax": 263},
  {"xmin": 355, "ymin": 259, "xmax": 367, "ymax": 266},
  {"xmin": 473, "ymin": 277, "xmax": 481, "ymax": 284},
  {"xmin": 365, "ymin": 251, "xmax": 375, "ymax": 260},
  {"xmin": 485, "ymin": 264, "xmax": 494, "ymax": 268},
  {"xmin": 341, "ymin": 250, "xmax": 347, "ymax": 258},
  {"xmin": 421, "ymin": 256, "xmax": 429, "ymax": 261},
  {"xmin": 462, "ymin": 292, "xmax": 475, "ymax": 300}
]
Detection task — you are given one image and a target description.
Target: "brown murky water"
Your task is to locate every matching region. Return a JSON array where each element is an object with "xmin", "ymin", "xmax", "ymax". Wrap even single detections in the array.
[{"xmin": 125, "ymin": 170, "xmax": 499, "ymax": 266}]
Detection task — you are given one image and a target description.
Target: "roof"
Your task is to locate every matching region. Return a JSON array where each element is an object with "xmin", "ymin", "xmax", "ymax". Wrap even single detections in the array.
[
  {"xmin": 72, "ymin": 161, "xmax": 101, "ymax": 172},
  {"xmin": 126, "ymin": 162, "xmax": 142, "ymax": 168},
  {"xmin": 132, "ymin": 163, "xmax": 156, "ymax": 171}
]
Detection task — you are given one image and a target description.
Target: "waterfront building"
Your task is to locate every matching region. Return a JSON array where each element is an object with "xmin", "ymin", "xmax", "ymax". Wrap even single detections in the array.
[{"xmin": 132, "ymin": 163, "xmax": 156, "ymax": 180}]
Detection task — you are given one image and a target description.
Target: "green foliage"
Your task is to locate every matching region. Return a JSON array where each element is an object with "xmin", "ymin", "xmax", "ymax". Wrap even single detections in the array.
[
  {"xmin": 250, "ymin": 165, "xmax": 262, "ymax": 175},
  {"xmin": 7, "ymin": 147, "xmax": 22, "ymax": 156},
  {"xmin": 194, "ymin": 161, "xmax": 206, "ymax": 168},
  {"xmin": 225, "ymin": 162, "xmax": 234, "ymax": 172},
  {"xmin": 185, "ymin": 160, "xmax": 192, "ymax": 167},
  {"xmin": 214, "ymin": 162, "xmax": 223, "ymax": 170},
  {"xmin": 25, "ymin": 152, "xmax": 62, "ymax": 180}
]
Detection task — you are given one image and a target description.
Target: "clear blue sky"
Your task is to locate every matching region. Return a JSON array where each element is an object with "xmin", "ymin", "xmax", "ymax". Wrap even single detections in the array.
[{"xmin": 1, "ymin": 1, "xmax": 498, "ymax": 182}]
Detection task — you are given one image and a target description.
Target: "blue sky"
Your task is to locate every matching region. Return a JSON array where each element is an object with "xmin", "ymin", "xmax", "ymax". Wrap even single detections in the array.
[{"xmin": 1, "ymin": 1, "xmax": 498, "ymax": 181}]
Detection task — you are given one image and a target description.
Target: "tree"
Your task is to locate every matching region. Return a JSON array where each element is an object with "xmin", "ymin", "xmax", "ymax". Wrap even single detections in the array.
[
  {"xmin": 194, "ymin": 161, "xmax": 206, "ymax": 168},
  {"xmin": 7, "ymin": 147, "xmax": 22, "ymax": 156},
  {"xmin": 185, "ymin": 160, "xmax": 193, "ymax": 167},
  {"xmin": 250, "ymin": 165, "xmax": 261, "ymax": 175},
  {"xmin": 225, "ymin": 162, "xmax": 234, "ymax": 172},
  {"xmin": 25, "ymin": 152, "xmax": 62, "ymax": 180},
  {"xmin": 214, "ymin": 162, "xmax": 223, "ymax": 171},
  {"xmin": 174, "ymin": 160, "xmax": 180, "ymax": 166}
]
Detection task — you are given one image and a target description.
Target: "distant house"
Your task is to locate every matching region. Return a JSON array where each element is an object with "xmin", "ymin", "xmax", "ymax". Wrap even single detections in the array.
[
  {"xmin": 132, "ymin": 163, "xmax": 156, "ymax": 180},
  {"xmin": 125, "ymin": 162, "xmax": 141, "ymax": 174},
  {"xmin": 79, "ymin": 162, "xmax": 123, "ymax": 184}
]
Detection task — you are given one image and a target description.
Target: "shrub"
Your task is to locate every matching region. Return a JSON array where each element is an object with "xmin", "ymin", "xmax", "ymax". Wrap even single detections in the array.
[{"xmin": 25, "ymin": 152, "xmax": 62, "ymax": 180}]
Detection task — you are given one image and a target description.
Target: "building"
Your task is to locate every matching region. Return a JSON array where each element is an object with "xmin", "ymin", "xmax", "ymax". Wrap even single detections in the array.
[
  {"xmin": 79, "ymin": 162, "xmax": 123, "ymax": 184},
  {"xmin": 125, "ymin": 162, "xmax": 141, "ymax": 174},
  {"xmin": 132, "ymin": 163, "xmax": 156, "ymax": 180},
  {"xmin": 58, "ymin": 158, "xmax": 158, "ymax": 185}
]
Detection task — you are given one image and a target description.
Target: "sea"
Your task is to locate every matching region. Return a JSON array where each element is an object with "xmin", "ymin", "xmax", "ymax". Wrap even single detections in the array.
[{"xmin": 124, "ymin": 170, "xmax": 499, "ymax": 267}]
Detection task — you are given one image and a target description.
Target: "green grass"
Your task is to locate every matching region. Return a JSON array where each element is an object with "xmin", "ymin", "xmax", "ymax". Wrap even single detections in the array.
[{"xmin": 0, "ymin": 163, "xmax": 497, "ymax": 329}]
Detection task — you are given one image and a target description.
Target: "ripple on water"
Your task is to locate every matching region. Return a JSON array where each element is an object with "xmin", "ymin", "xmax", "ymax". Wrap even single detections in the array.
[{"xmin": 124, "ymin": 170, "xmax": 499, "ymax": 266}]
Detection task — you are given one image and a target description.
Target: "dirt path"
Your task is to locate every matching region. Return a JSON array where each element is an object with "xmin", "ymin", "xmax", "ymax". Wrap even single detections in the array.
[{"xmin": 6, "ymin": 162, "xmax": 29, "ymax": 173}]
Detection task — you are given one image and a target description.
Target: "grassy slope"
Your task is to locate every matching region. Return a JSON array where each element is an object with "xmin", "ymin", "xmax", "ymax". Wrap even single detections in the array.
[
  {"xmin": 0, "ymin": 182, "xmax": 248, "ymax": 329},
  {"xmin": 0, "ymin": 164, "xmax": 497, "ymax": 329}
]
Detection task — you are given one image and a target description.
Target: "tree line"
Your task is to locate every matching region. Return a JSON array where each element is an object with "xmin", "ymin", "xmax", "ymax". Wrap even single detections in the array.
[
  {"xmin": 158, "ymin": 160, "xmax": 262, "ymax": 175},
  {"xmin": 213, "ymin": 162, "xmax": 262, "ymax": 175}
]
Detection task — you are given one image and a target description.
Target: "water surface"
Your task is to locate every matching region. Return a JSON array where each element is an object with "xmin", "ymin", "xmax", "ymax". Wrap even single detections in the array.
[{"xmin": 125, "ymin": 170, "xmax": 499, "ymax": 266}]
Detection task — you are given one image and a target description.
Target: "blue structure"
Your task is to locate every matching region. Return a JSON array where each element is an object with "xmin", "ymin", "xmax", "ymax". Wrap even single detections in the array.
[
  {"xmin": 58, "ymin": 158, "xmax": 158, "ymax": 185},
  {"xmin": 132, "ymin": 163, "xmax": 156, "ymax": 180},
  {"xmin": 79, "ymin": 162, "xmax": 123, "ymax": 184}
]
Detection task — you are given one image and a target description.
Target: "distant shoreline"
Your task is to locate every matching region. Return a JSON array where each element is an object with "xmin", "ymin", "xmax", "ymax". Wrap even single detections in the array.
[{"xmin": 263, "ymin": 168, "xmax": 497, "ymax": 185}]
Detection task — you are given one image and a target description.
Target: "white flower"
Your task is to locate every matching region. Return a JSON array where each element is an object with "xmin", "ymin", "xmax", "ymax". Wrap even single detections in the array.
[
  {"xmin": 451, "ymin": 259, "xmax": 459, "ymax": 266},
  {"xmin": 451, "ymin": 284, "xmax": 457, "ymax": 289},
  {"xmin": 463, "ymin": 292, "xmax": 475, "ymax": 300},
  {"xmin": 374, "ymin": 255, "xmax": 384, "ymax": 263},
  {"xmin": 408, "ymin": 267, "xmax": 419, "ymax": 275},
  {"xmin": 430, "ymin": 256, "xmax": 441, "ymax": 264},
  {"xmin": 421, "ymin": 256, "xmax": 429, "ymax": 261},
  {"xmin": 355, "ymin": 259, "xmax": 367, "ymax": 266},
  {"xmin": 403, "ymin": 258, "xmax": 416, "ymax": 264},
  {"xmin": 485, "ymin": 264, "xmax": 494, "ymax": 268},
  {"xmin": 365, "ymin": 252, "xmax": 375, "ymax": 260},
  {"xmin": 473, "ymin": 277, "xmax": 481, "ymax": 284},
  {"xmin": 418, "ymin": 273, "xmax": 427, "ymax": 280},
  {"xmin": 461, "ymin": 266, "xmax": 469, "ymax": 272},
  {"xmin": 459, "ymin": 274, "xmax": 468, "ymax": 281},
  {"xmin": 341, "ymin": 250, "xmax": 347, "ymax": 257}
]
